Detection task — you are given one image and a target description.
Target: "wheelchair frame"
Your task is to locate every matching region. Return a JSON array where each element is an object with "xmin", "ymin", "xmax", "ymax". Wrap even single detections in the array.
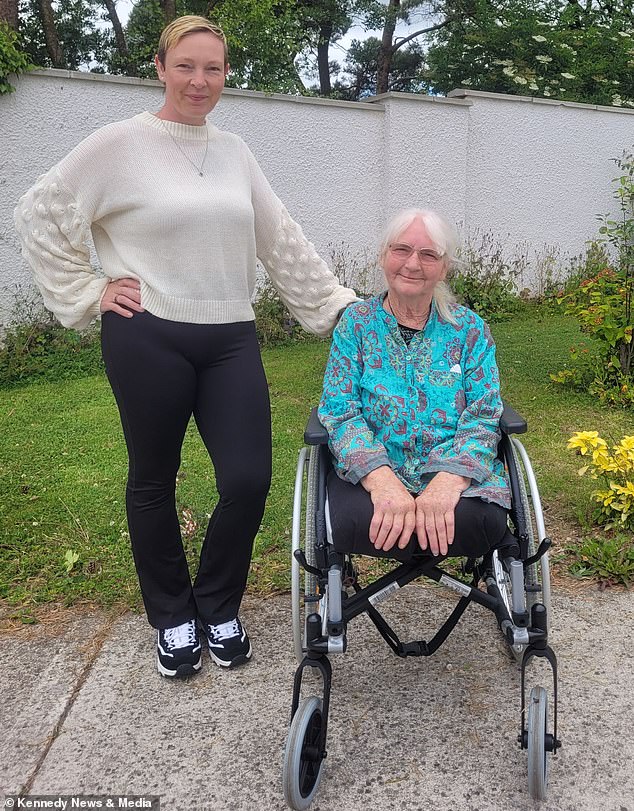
[{"xmin": 283, "ymin": 405, "xmax": 561, "ymax": 810}]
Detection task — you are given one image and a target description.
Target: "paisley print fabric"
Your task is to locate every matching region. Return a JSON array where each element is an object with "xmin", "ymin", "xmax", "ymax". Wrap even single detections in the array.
[{"xmin": 318, "ymin": 294, "xmax": 511, "ymax": 508}]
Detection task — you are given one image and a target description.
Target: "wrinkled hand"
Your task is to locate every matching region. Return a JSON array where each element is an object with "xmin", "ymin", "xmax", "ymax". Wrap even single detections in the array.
[
  {"xmin": 361, "ymin": 466, "xmax": 416, "ymax": 553},
  {"xmin": 415, "ymin": 472, "xmax": 470, "ymax": 557},
  {"xmin": 100, "ymin": 278, "xmax": 144, "ymax": 318}
]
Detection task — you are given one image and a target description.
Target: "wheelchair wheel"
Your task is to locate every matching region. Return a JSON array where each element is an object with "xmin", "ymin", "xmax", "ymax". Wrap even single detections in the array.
[
  {"xmin": 292, "ymin": 446, "xmax": 321, "ymax": 663},
  {"xmin": 506, "ymin": 438, "xmax": 551, "ymax": 623},
  {"xmin": 282, "ymin": 697, "xmax": 325, "ymax": 810},
  {"xmin": 527, "ymin": 686, "xmax": 549, "ymax": 800}
]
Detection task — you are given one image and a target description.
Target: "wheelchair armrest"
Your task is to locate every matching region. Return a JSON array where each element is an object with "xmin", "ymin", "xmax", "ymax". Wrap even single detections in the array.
[
  {"xmin": 500, "ymin": 402, "xmax": 527, "ymax": 435},
  {"xmin": 304, "ymin": 407, "xmax": 329, "ymax": 445},
  {"xmin": 305, "ymin": 403, "xmax": 526, "ymax": 444}
]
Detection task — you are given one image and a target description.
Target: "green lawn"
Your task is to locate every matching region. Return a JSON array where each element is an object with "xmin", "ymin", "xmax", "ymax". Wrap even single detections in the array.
[{"xmin": 1, "ymin": 309, "xmax": 631, "ymax": 618}]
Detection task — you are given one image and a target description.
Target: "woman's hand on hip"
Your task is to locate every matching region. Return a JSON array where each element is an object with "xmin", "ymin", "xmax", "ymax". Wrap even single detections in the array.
[
  {"xmin": 415, "ymin": 472, "xmax": 470, "ymax": 557},
  {"xmin": 100, "ymin": 278, "xmax": 144, "ymax": 318},
  {"xmin": 361, "ymin": 466, "xmax": 416, "ymax": 553}
]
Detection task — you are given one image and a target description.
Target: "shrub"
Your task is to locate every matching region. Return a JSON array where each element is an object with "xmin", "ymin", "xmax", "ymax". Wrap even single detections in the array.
[
  {"xmin": 552, "ymin": 150, "xmax": 634, "ymax": 406},
  {"xmin": 0, "ymin": 286, "xmax": 102, "ymax": 387},
  {"xmin": 452, "ymin": 231, "xmax": 525, "ymax": 321},
  {"xmin": 567, "ymin": 430, "xmax": 634, "ymax": 531},
  {"xmin": 252, "ymin": 278, "xmax": 318, "ymax": 348},
  {"xmin": 567, "ymin": 531, "xmax": 634, "ymax": 588},
  {"xmin": 0, "ymin": 23, "xmax": 33, "ymax": 95},
  {"xmin": 253, "ymin": 244, "xmax": 378, "ymax": 347},
  {"xmin": 328, "ymin": 243, "xmax": 378, "ymax": 299}
]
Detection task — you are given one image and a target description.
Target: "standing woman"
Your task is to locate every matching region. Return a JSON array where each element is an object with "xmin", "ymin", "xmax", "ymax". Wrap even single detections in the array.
[{"xmin": 14, "ymin": 16, "xmax": 356, "ymax": 678}]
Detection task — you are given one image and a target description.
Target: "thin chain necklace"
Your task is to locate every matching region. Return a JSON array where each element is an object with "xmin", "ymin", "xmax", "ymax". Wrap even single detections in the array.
[
  {"xmin": 158, "ymin": 117, "xmax": 209, "ymax": 177},
  {"xmin": 385, "ymin": 295, "xmax": 430, "ymax": 329}
]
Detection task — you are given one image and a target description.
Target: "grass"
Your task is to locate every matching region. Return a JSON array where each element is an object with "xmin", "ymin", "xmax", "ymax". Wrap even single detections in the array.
[
  {"xmin": 493, "ymin": 307, "xmax": 633, "ymax": 525},
  {"xmin": 1, "ymin": 307, "xmax": 632, "ymax": 620}
]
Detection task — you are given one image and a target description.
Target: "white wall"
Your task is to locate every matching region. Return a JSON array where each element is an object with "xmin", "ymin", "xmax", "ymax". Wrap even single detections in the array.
[
  {"xmin": 450, "ymin": 89, "xmax": 634, "ymax": 264},
  {"xmin": 1, "ymin": 70, "xmax": 632, "ymax": 327}
]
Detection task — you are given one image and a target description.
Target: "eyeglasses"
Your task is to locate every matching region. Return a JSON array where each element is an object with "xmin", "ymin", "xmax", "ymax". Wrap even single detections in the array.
[{"xmin": 388, "ymin": 243, "xmax": 444, "ymax": 266}]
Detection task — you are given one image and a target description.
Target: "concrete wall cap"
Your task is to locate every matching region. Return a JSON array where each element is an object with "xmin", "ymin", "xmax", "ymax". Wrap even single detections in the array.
[
  {"xmin": 367, "ymin": 91, "xmax": 472, "ymax": 107},
  {"xmin": 25, "ymin": 68, "xmax": 383, "ymax": 111},
  {"xmin": 448, "ymin": 87, "xmax": 634, "ymax": 115}
]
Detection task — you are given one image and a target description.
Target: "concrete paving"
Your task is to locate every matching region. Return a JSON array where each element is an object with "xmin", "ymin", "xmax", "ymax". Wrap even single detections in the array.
[{"xmin": 2, "ymin": 585, "xmax": 633, "ymax": 811}]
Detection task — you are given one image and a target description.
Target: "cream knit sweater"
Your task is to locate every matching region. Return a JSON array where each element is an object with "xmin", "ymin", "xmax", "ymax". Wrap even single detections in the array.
[{"xmin": 14, "ymin": 112, "xmax": 357, "ymax": 333}]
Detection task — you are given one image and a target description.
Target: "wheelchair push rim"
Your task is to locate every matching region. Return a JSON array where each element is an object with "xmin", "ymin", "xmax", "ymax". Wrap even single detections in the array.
[
  {"xmin": 509, "ymin": 437, "xmax": 552, "ymax": 621},
  {"xmin": 291, "ymin": 446, "xmax": 321, "ymax": 664},
  {"xmin": 282, "ymin": 697, "xmax": 325, "ymax": 810}
]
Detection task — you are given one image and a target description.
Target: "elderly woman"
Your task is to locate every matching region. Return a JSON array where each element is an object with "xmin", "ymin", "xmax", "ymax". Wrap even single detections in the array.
[
  {"xmin": 14, "ymin": 16, "xmax": 356, "ymax": 678},
  {"xmin": 318, "ymin": 208, "xmax": 517, "ymax": 562}
]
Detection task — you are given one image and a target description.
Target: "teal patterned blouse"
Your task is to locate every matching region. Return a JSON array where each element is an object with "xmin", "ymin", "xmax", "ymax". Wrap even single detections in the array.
[{"xmin": 318, "ymin": 294, "xmax": 511, "ymax": 508}]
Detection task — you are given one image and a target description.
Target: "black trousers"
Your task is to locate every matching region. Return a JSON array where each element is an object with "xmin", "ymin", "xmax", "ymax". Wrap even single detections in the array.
[
  {"xmin": 327, "ymin": 470, "xmax": 518, "ymax": 562},
  {"xmin": 101, "ymin": 311, "xmax": 272, "ymax": 629}
]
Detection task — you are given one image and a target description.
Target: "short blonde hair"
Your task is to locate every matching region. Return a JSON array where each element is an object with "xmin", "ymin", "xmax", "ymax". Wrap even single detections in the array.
[
  {"xmin": 379, "ymin": 208, "xmax": 459, "ymax": 325},
  {"xmin": 157, "ymin": 15, "xmax": 228, "ymax": 67}
]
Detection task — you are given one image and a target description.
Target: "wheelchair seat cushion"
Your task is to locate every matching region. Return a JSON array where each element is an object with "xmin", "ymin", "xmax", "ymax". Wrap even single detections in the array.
[{"xmin": 326, "ymin": 470, "xmax": 519, "ymax": 562}]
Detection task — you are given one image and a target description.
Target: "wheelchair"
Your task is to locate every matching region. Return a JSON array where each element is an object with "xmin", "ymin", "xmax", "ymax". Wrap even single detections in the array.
[{"xmin": 283, "ymin": 404, "xmax": 560, "ymax": 810}]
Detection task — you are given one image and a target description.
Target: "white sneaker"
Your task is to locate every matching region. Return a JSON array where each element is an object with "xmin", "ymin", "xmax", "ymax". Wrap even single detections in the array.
[{"xmin": 156, "ymin": 620, "xmax": 202, "ymax": 677}]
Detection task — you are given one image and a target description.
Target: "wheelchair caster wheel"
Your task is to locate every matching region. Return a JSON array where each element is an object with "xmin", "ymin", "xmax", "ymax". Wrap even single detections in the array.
[
  {"xmin": 527, "ymin": 686, "xmax": 549, "ymax": 800},
  {"xmin": 283, "ymin": 697, "xmax": 325, "ymax": 810}
]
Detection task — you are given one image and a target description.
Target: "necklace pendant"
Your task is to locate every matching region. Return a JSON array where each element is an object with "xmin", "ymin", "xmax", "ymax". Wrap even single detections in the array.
[{"xmin": 198, "ymin": 171, "xmax": 203, "ymax": 177}]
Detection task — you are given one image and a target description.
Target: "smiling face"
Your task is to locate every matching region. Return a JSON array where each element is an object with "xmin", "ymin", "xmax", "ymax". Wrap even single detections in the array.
[
  {"xmin": 381, "ymin": 216, "xmax": 449, "ymax": 306},
  {"xmin": 155, "ymin": 31, "xmax": 229, "ymax": 126}
]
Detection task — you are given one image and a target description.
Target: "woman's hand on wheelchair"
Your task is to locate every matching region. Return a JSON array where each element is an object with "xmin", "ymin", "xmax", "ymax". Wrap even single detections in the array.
[
  {"xmin": 415, "ymin": 473, "xmax": 470, "ymax": 557},
  {"xmin": 361, "ymin": 466, "xmax": 416, "ymax": 553}
]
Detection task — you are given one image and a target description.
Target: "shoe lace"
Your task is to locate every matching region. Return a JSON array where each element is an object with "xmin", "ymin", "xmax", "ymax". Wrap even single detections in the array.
[
  {"xmin": 164, "ymin": 620, "xmax": 197, "ymax": 650},
  {"xmin": 209, "ymin": 618, "xmax": 240, "ymax": 641}
]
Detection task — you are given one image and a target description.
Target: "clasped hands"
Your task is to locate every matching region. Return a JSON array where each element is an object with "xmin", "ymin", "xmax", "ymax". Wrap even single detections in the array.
[{"xmin": 361, "ymin": 466, "xmax": 470, "ymax": 557}]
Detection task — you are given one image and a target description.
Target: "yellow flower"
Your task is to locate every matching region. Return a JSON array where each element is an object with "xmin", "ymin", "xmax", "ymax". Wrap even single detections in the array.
[
  {"xmin": 568, "ymin": 431, "xmax": 607, "ymax": 454},
  {"xmin": 591, "ymin": 448, "xmax": 613, "ymax": 469},
  {"xmin": 594, "ymin": 488, "xmax": 615, "ymax": 506},
  {"xmin": 613, "ymin": 482, "xmax": 634, "ymax": 498},
  {"xmin": 615, "ymin": 436, "xmax": 634, "ymax": 454}
]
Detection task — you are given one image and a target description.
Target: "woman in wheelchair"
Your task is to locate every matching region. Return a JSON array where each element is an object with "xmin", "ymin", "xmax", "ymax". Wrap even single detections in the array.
[
  {"xmin": 282, "ymin": 208, "xmax": 559, "ymax": 810},
  {"xmin": 318, "ymin": 207, "xmax": 519, "ymax": 564}
]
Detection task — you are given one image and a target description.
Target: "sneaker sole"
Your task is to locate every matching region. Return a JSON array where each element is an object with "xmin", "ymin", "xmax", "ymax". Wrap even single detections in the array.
[
  {"xmin": 157, "ymin": 656, "xmax": 202, "ymax": 678},
  {"xmin": 208, "ymin": 642, "xmax": 252, "ymax": 669}
]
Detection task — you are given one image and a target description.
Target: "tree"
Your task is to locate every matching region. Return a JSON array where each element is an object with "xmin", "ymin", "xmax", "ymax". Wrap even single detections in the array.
[
  {"xmin": 351, "ymin": 0, "xmax": 460, "ymax": 94},
  {"xmin": 211, "ymin": 0, "xmax": 306, "ymax": 92},
  {"xmin": 333, "ymin": 34, "xmax": 428, "ymax": 98},
  {"xmin": 295, "ymin": 0, "xmax": 353, "ymax": 95},
  {"xmin": 37, "ymin": 0, "xmax": 65, "ymax": 66},
  {"xmin": 120, "ymin": 0, "xmax": 309, "ymax": 90},
  {"xmin": 117, "ymin": 0, "xmax": 162, "ymax": 77},
  {"xmin": 0, "ymin": 20, "xmax": 32, "ymax": 92},
  {"xmin": 426, "ymin": 0, "xmax": 634, "ymax": 107},
  {"xmin": 160, "ymin": 0, "xmax": 175, "ymax": 22},
  {"xmin": 0, "ymin": 0, "xmax": 18, "ymax": 29},
  {"xmin": 101, "ymin": 0, "xmax": 134, "ymax": 75},
  {"xmin": 19, "ymin": 0, "xmax": 108, "ymax": 71}
]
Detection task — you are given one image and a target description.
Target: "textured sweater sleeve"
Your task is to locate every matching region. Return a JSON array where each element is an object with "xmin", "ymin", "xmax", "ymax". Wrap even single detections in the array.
[
  {"xmin": 423, "ymin": 319, "xmax": 503, "ymax": 483},
  {"xmin": 246, "ymin": 147, "xmax": 358, "ymax": 336},
  {"xmin": 14, "ymin": 168, "xmax": 108, "ymax": 330}
]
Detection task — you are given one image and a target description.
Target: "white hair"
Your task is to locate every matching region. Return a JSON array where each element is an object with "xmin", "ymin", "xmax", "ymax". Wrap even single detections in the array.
[{"xmin": 379, "ymin": 208, "xmax": 459, "ymax": 325}]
